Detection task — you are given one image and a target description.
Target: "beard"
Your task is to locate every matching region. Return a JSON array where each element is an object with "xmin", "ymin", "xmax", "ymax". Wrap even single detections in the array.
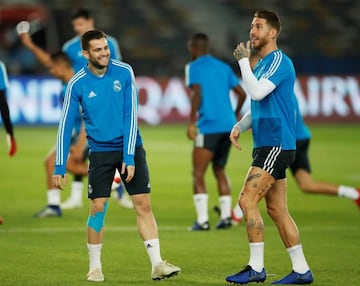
[
  {"xmin": 89, "ymin": 57, "xmax": 109, "ymax": 69},
  {"xmin": 251, "ymin": 37, "xmax": 268, "ymax": 50}
]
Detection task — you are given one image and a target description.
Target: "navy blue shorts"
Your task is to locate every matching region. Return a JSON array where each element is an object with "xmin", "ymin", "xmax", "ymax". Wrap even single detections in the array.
[
  {"xmin": 88, "ymin": 146, "xmax": 150, "ymax": 199},
  {"xmin": 194, "ymin": 132, "xmax": 231, "ymax": 167},
  {"xmin": 289, "ymin": 139, "xmax": 311, "ymax": 175},
  {"xmin": 252, "ymin": 147, "xmax": 295, "ymax": 180}
]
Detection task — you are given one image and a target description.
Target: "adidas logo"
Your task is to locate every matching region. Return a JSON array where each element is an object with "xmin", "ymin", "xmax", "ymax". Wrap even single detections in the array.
[
  {"xmin": 146, "ymin": 244, "xmax": 153, "ymax": 249},
  {"xmin": 88, "ymin": 91, "xmax": 97, "ymax": 98}
]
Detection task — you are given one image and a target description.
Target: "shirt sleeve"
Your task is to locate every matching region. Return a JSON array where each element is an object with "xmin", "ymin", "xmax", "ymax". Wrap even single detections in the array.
[
  {"xmin": 122, "ymin": 67, "xmax": 138, "ymax": 167},
  {"xmin": 54, "ymin": 82, "xmax": 79, "ymax": 176},
  {"xmin": 238, "ymin": 58, "xmax": 276, "ymax": 101}
]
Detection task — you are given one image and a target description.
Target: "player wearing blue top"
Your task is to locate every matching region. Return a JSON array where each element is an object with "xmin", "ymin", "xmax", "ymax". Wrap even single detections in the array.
[
  {"xmin": 63, "ymin": 8, "xmax": 121, "ymax": 72},
  {"xmin": 226, "ymin": 11, "xmax": 313, "ymax": 284},
  {"xmin": 185, "ymin": 33, "xmax": 246, "ymax": 231},
  {"xmin": 232, "ymin": 96, "xmax": 360, "ymax": 223},
  {"xmin": 53, "ymin": 30, "xmax": 180, "ymax": 282},
  {"xmin": 0, "ymin": 61, "xmax": 16, "ymax": 157},
  {"xmin": 60, "ymin": 8, "xmax": 125, "ymax": 209}
]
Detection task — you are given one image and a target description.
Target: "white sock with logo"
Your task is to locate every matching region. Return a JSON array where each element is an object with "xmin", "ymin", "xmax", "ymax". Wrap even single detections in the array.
[
  {"xmin": 87, "ymin": 243, "xmax": 102, "ymax": 272},
  {"xmin": 338, "ymin": 185, "xmax": 359, "ymax": 200},
  {"xmin": 144, "ymin": 238, "xmax": 162, "ymax": 270},
  {"xmin": 248, "ymin": 242, "xmax": 264, "ymax": 272},
  {"xmin": 287, "ymin": 244, "xmax": 310, "ymax": 274},
  {"xmin": 193, "ymin": 193, "xmax": 208, "ymax": 224}
]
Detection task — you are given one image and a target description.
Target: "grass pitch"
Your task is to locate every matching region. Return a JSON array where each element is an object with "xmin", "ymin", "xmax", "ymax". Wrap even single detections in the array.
[{"xmin": 0, "ymin": 124, "xmax": 359, "ymax": 285}]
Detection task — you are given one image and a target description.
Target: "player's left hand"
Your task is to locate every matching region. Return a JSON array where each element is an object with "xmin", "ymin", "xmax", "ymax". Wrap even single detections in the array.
[
  {"xmin": 6, "ymin": 134, "xmax": 17, "ymax": 157},
  {"xmin": 233, "ymin": 41, "xmax": 251, "ymax": 61},
  {"xmin": 229, "ymin": 126, "xmax": 242, "ymax": 150},
  {"xmin": 121, "ymin": 163, "xmax": 135, "ymax": 183}
]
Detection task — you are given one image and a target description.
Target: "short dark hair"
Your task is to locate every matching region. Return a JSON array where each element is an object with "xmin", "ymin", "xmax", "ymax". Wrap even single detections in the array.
[
  {"xmin": 189, "ymin": 33, "xmax": 209, "ymax": 50},
  {"xmin": 81, "ymin": 30, "xmax": 107, "ymax": 51},
  {"xmin": 254, "ymin": 10, "xmax": 281, "ymax": 34},
  {"xmin": 50, "ymin": 51, "xmax": 72, "ymax": 67},
  {"xmin": 71, "ymin": 8, "xmax": 92, "ymax": 20}
]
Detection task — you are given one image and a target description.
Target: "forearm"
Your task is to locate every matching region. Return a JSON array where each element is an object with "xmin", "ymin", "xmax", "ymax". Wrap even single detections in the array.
[
  {"xmin": 234, "ymin": 109, "xmax": 252, "ymax": 132},
  {"xmin": 189, "ymin": 87, "xmax": 201, "ymax": 124},
  {"xmin": 238, "ymin": 58, "xmax": 275, "ymax": 101},
  {"xmin": 0, "ymin": 90, "xmax": 14, "ymax": 135}
]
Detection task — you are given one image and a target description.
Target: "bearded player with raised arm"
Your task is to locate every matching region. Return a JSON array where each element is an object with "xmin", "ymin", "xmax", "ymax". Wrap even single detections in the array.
[{"xmin": 226, "ymin": 10, "xmax": 313, "ymax": 285}]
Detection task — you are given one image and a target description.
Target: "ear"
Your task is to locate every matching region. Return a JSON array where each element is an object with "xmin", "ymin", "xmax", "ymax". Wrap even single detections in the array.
[
  {"xmin": 269, "ymin": 28, "xmax": 278, "ymax": 39},
  {"xmin": 82, "ymin": 50, "xmax": 89, "ymax": 60}
]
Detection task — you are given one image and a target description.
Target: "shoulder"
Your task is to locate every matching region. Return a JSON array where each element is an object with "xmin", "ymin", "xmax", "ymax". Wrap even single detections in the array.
[
  {"xmin": 62, "ymin": 36, "xmax": 80, "ymax": 51},
  {"xmin": 110, "ymin": 59, "xmax": 134, "ymax": 76},
  {"xmin": 67, "ymin": 68, "xmax": 87, "ymax": 89}
]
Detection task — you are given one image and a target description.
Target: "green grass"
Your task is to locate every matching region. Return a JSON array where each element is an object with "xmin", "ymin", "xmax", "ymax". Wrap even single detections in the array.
[{"xmin": 0, "ymin": 124, "xmax": 359, "ymax": 285}]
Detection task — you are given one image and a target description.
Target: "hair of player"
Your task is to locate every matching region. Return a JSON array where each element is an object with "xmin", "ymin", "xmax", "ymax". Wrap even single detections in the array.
[
  {"xmin": 254, "ymin": 10, "xmax": 281, "ymax": 34},
  {"xmin": 190, "ymin": 33, "xmax": 209, "ymax": 50},
  {"xmin": 50, "ymin": 51, "xmax": 72, "ymax": 67},
  {"xmin": 71, "ymin": 8, "xmax": 92, "ymax": 20},
  {"xmin": 81, "ymin": 30, "xmax": 107, "ymax": 51}
]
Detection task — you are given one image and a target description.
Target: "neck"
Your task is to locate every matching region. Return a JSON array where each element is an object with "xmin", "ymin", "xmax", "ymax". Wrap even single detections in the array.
[
  {"xmin": 258, "ymin": 42, "xmax": 278, "ymax": 58},
  {"xmin": 88, "ymin": 64, "xmax": 107, "ymax": 76}
]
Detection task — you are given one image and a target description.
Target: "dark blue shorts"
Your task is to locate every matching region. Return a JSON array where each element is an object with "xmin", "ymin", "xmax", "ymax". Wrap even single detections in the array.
[
  {"xmin": 88, "ymin": 146, "xmax": 150, "ymax": 199},
  {"xmin": 194, "ymin": 132, "xmax": 231, "ymax": 167}
]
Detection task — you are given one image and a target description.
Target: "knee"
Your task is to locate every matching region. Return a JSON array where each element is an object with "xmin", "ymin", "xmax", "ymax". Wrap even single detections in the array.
[
  {"xmin": 133, "ymin": 195, "xmax": 152, "ymax": 214},
  {"xmin": 192, "ymin": 168, "xmax": 205, "ymax": 181},
  {"xmin": 91, "ymin": 200, "xmax": 106, "ymax": 214},
  {"xmin": 297, "ymin": 181, "xmax": 314, "ymax": 193}
]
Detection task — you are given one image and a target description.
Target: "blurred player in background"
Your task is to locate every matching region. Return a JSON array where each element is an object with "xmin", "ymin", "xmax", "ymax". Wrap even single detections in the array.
[
  {"xmin": 231, "ymin": 58, "xmax": 360, "ymax": 225},
  {"xmin": 17, "ymin": 25, "xmax": 88, "ymax": 217},
  {"xmin": 185, "ymin": 33, "xmax": 246, "ymax": 231},
  {"xmin": 0, "ymin": 60, "xmax": 17, "ymax": 157},
  {"xmin": 226, "ymin": 10, "xmax": 313, "ymax": 284},
  {"xmin": 53, "ymin": 30, "xmax": 180, "ymax": 282},
  {"xmin": 61, "ymin": 8, "xmax": 130, "ymax": 209}
]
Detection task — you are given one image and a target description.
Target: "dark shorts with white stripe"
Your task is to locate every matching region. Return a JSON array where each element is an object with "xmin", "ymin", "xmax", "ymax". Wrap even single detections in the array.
[
  {"xmin": 194, "ymin": 132, "xmax": 231, "ymax": 167},
  {"xmin": 88, "ymin": 146, "xmax": 150, "ymax": 199},
  {"xmin": 252, "ymin": 147, "xmax": 296, "ymax": 180}
]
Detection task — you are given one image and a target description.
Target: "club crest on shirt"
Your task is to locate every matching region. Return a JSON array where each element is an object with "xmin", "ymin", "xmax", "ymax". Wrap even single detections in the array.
[{"xmin": 113, "ymin": 80, "xmax": 122, "ymax": 92}]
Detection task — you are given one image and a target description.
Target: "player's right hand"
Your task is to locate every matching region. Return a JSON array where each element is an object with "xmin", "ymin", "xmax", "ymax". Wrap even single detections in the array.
[
  {"xmin": 187, "ymin": 123, "xmax": 197, "ymax": 140},
  {"xmin": 229, "ymin": 126, "xmax": 242, "ymax": 150},
  {"xmin": 52, "ymin": 174, "xmax": 67, "ymax": 190}
]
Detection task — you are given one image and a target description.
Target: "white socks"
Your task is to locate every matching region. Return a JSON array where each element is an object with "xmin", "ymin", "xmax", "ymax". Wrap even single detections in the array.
[
  {"xmin": 233, "ymin": 204, "xmax": 244, "ymax": 220},
  {"xmin": 248, "ymin": 242, "xmax": 264, "ymax": 272},
  {"xmin": 219, "ymin": 195, "xmax": 232, "ymax": 219},
  {"xmin": 338, "ymin": 185, "xmax": 359, "ymax": 200},
  {"xmin": 87, "ymin": 243, "xmax": 102, "ymax": 271},
  {"xmin": 47, "ymin": 189, "xmax": 61, "ymax": 206},
  {"xmin": 144, "ymin": 238, "xmax": 162, "ymax": 270},
  {"xmin": 70, "ymin": 181, "xmax": 84, "ymax": 202},
  {"xmin": 287, "ymin": 244, "xmax": 310, "ymax": 274},
  {"xmin": 193, "ymin": 193, "xmax": 208, "ymax": 224}
]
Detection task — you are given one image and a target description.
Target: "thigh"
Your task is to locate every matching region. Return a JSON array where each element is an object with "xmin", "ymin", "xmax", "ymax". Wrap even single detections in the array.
[
  {"xmin": 193, "ymin": 133, "xmax": 215, "ymax": 171},
  {"xmin": 241, "ymin": 166, "xmax": 275, "ymax": 203},
  {"xmin": 265, "ymin": 178, "xmax": 288, "ymax": 211}
]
